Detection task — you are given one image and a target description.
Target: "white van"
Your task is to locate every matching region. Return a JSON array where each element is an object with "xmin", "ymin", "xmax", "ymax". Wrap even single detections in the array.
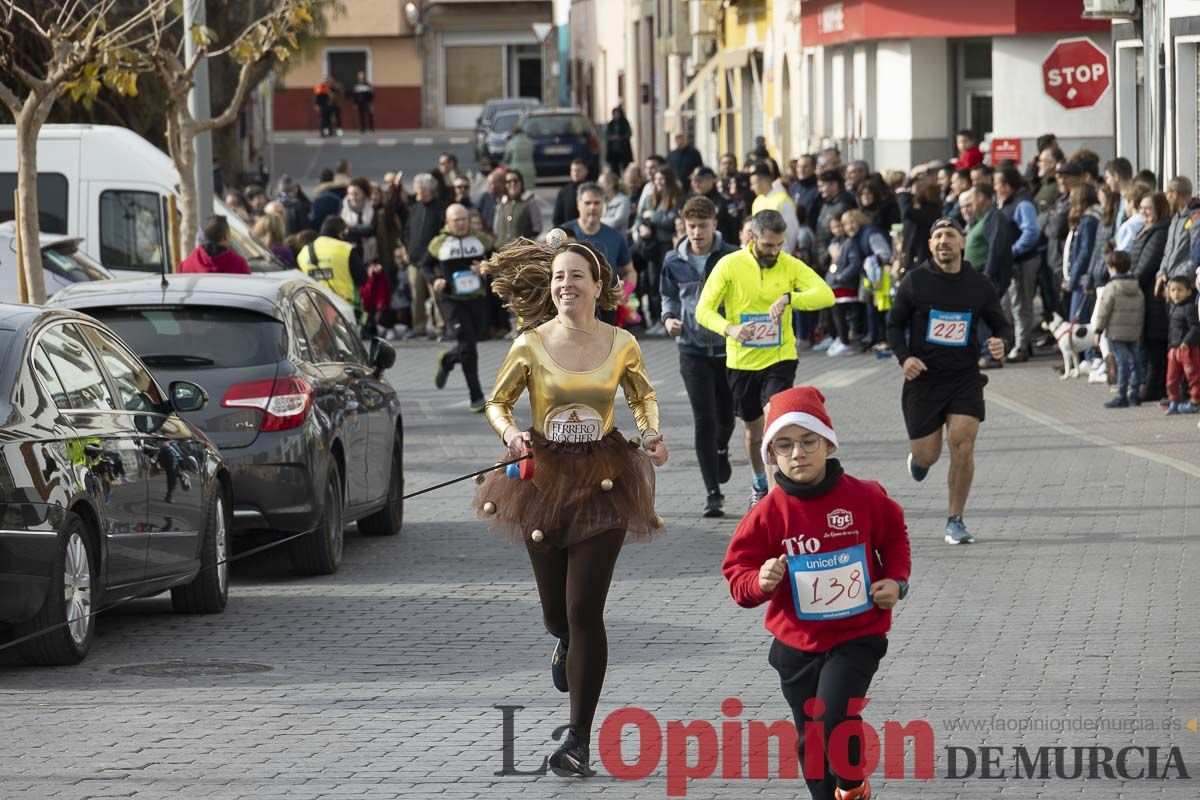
[{"xmin": 0, "ymin": 124, "xmax": 283, "ymax": 279}]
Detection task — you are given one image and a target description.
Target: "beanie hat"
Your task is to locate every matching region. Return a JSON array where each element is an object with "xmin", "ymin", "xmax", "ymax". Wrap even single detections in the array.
[{"xmin": 761, "ymin": 386, "xmax": 838, "ymax": 464}]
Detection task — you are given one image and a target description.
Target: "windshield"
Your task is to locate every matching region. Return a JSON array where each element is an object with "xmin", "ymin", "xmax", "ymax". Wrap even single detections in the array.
[
  {"xmin": 42, "ymin": 246, "xmax": 110, "ymax": 283},
  {"xmin": 216, "ymin": 200, "xmax": 286, "ymax": 272},
  {"xmin": 85, "ymin": 306, "xmax": 286, "ymax": 368},
  {"xmin": 523, "ymin": 115, "xmax": 589, "ymax": 138},
  {"xmin": 491, "ymin": 113, "xmax": 520, "ymax": 134}
]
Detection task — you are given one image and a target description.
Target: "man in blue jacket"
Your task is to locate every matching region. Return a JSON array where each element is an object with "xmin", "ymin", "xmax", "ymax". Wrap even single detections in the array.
[
  {"xmin": 994, "ymin": 167, "xmax": 1041, "ymax": 362},
  {"xmin": 661, "ymin": 195, "xmax": 740, "ymax": 517}
]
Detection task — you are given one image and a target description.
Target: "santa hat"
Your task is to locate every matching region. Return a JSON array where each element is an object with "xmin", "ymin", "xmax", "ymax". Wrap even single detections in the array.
[{"xmin": 761, "ymin": 386, "xmax": 838, "ymax": 464}]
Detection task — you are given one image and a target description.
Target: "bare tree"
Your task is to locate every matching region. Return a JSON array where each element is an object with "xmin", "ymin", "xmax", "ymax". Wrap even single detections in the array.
[
  {"xmin": 0, "ymin": 0, "xmax": 168, "ymax": 302},
  {"xmin": 149, "ymin": 0, "xmax": 321, "ymax": 250}
]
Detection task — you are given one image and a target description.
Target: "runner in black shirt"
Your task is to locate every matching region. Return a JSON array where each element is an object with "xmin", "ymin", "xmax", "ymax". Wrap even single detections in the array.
[{"xmin": 885, "ymin": 218, "xmax": 1012, "ymax": 545}]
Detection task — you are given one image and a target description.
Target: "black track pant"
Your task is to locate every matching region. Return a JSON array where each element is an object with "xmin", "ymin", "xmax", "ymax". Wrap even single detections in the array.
[
  {"xmin": 439, "ymin": 295, "xmax": 487, "ymax": 403},
  {"xmin": 832, "ymin": 302, "xmax": 865, "ymax": 345},
  {"xmin": 525, "ymin": 528, "xmax": 626, "ymax": 737},
  {"xmin": 678, "ymin": 352, "xmax": 735, "ymax": 493},
  {"xmin": 770, "ymin": 635, "xmax": 888, "ymax": 800}
]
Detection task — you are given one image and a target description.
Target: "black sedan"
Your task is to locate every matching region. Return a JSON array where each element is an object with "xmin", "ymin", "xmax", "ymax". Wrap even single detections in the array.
[
  {"xmin": 53, "ymin": 274, "xmax": 403, "ymax": 576},
  {"xmin": 0, "ymin": 305, "xmax": 229, "ymax": 666}
]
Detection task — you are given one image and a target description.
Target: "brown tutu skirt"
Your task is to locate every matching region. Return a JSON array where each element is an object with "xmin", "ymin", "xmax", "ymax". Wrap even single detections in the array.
[{"xmin": 474, "ymin": 429, "xmax": 663, "ymax": 549}]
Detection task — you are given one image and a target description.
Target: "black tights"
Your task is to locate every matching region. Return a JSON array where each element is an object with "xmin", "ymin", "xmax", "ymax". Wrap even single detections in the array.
[{"xmin": 525, "ymin": 528, "xmax": 626, "ymax": 737}]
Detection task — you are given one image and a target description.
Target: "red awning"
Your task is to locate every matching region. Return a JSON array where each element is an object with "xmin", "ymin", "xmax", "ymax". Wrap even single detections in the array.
[{"xmin": 799, "ymin": 0, "xmax": 1109, "ymax": 48}]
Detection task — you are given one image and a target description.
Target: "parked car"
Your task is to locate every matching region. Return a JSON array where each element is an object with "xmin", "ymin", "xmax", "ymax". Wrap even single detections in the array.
[
  {"xmin": 474, "ymin": 97, "xmax": 540, "ymax": 162},
  {"xmin": 0, "ymin": 305, "xmax": 229, "ymax": 666},
  {"xmin": 521, "ymin": 108, "xmax": 602, "ymax": 179},
  {"xmin": 483, "ymin": 109, "xmax": 525, "ymax": 164},
  {"xmin": 0, "ymin": 222, "xmax": 113, "ymax": 303},
  {"xmin": 52, "ymin": 274, "xmax": 403, "ymax": 576},
  {"xmin": 0, "ymin": 125, "xmax": 357, "ymax": 324}
]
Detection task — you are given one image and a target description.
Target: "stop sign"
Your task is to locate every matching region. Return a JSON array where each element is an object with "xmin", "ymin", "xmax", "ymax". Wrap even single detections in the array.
[{"xmin": 1043, "ymin": 38, "xmax": 1110, "ymax": 109}]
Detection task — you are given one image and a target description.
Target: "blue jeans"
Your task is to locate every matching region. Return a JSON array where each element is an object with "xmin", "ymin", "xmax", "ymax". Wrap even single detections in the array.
[{"xmin": 1109, "ymin": 340, "xmax": 1145, "ymax": 399}]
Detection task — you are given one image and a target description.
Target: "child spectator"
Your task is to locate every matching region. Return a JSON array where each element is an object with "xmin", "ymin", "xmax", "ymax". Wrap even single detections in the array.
[
  {"xmin": 1164, "ymin": 276, "xmax": 1200, "ymax": 414},
  {"xmin": 722, "ymin": 387, "xmax": 910, "ymax": 800},
  {"xmin": 1093, "ymin": 251, "xmax": 1145, "ymax": 408}
]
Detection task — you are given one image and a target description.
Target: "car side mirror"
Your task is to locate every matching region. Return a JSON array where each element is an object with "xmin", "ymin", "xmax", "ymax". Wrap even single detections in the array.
[
  {"xmin": 170, "ymin": 381, "xmax": 208, "ymax": 413},
  {"xmin": 370, "ymin": 338, "xmax": 396, "ymax": 376}
]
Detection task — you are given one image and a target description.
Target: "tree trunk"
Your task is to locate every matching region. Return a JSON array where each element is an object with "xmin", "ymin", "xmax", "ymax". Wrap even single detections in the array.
[
  {"xmin": 14, "ymin": 100, "xmax": 47, "ymax": 304},
  {"xmin": 166, "ymin": 104, "xmax": 203, "ymax": 257}
]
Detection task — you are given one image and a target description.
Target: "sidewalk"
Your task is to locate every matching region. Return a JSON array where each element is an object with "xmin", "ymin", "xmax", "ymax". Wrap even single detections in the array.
[{"xmin": 269, "ymin": 129, "xmax": 475, "ymax": 147}]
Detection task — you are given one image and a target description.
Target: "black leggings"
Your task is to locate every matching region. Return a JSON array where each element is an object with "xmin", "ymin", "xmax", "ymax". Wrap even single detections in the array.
[
  {"xmin": 770, "ymin": 635, "xmax": 887, "ymax": 800},
  {"xmin": 525, "ymin": 528, "xmax": 626, "ymax": 737},
  {"xmin": 439, "ymin": 296, "xmax": 487, "ymax": 403},
  {"xmin": 678, "ymin": 352, "xmax": 735, "ymax": 493},
  {"xmin": 832, "ymin": 302, "xmax": 865, "ymax": 345}
]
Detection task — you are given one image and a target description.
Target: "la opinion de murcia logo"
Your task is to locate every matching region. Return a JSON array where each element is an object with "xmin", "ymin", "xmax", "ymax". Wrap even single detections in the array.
[{"xmin": 827, "ymin": 509, "xmax": 853, "ymax": 530}]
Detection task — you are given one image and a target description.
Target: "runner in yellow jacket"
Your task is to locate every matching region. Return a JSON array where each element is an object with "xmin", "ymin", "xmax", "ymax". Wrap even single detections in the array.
[{"xmin": 695, "ymin": 209, "xmax": 835, "ymax": 509}]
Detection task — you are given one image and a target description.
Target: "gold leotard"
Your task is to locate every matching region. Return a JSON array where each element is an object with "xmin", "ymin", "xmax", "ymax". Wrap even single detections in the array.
[{"xmin": 484, "ymin": 326, "xmax": 660, "ymax": 443}]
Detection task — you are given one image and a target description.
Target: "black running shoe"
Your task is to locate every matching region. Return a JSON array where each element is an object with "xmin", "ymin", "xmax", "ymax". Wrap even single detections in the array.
[
  {"xmin": 434, "ymin": 351, "xmax": 451, "ymax": 389},
  {"xmin": 717, "ymin": 449, "xmax": 732, "ymax": 484},
  {"xmin": 551, "ymin": 639, "xmax": 568, "ymax": 693},
  {"xmin": 549, "ymin": 727, "xmax": 595, "ymax": 777},
  {"xmin": 703, "ymin": 490, "xmax": 725, "ymax": 518}
]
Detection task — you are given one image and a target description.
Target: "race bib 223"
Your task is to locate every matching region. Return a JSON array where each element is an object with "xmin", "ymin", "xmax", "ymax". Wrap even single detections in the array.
[{"xmin": 925, "ymin": 309, "xmax": 971, "ymax": 347}]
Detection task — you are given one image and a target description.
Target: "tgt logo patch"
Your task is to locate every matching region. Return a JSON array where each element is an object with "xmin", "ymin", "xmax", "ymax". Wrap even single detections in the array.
[{"xmin": 827, "ymin": 509, "xmax": 854, "ymax": 529}]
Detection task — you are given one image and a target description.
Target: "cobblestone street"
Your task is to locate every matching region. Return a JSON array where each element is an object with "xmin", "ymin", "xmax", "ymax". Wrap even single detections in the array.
[{"xmin": 1, "ymin": 338, "xmax": 1197, "ymax": 799}]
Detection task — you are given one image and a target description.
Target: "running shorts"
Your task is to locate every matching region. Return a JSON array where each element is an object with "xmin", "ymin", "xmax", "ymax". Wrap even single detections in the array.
[
  {"xmin": 901, "ymin": 371, "xmax": 987, "ymax": 440},
  {"xmin": 728, "ymin": 359, "xmax": 798, "ymax": 421}
]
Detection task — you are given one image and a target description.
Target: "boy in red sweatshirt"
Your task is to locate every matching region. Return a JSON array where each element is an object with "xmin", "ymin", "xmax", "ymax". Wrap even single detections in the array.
[{"xmin": 722, "ymin": 386, "xmax": 911, "ymax": 800}]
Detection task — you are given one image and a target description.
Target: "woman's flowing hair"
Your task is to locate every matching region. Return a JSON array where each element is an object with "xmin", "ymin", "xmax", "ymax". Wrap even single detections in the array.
[{"xmin": 481, "ymin": 234, "xmax": 623, "ymax": 328}]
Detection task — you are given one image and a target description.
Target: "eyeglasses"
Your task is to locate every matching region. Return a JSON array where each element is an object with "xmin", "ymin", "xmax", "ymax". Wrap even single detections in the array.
[
  {"xmin": 504, "ymin": 178, "xmax": 521, "ymax": 185},
  {"xmin": 771, "ymin": 435, "xmax": 824, "ymax": 456}
]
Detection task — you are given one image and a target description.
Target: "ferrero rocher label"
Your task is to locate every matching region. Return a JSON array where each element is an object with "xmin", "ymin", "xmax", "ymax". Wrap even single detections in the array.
[{"xmin": 545, "ymin": 404, "xmax": 604, "ymax": 443}]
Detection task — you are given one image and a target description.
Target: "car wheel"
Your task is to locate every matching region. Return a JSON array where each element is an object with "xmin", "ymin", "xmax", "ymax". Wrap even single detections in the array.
[
  {"xmin": 289, "ymin": 464, "xmax": 344, "ymax": 575},
  {"xmin": 13, "ymin": 512, "xmax": 95, "ymax": 666},
  {"xmin": 170, "ymin": 485, "xmax": 230, "ymax": 614},
  {"xmin": 358, "ymin": 443, "xmax": 403, "ymax": 537}
]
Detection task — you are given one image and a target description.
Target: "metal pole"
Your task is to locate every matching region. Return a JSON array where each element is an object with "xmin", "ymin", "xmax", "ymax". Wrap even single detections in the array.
[{"xmin": 184, "ymin": 0, "xmax": 215, "ymax": 231}]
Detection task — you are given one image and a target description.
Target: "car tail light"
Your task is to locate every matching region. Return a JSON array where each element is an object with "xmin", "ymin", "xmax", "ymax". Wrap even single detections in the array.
[
  {"xmin": 588, "ymin": 131, "xmax": 599, "ymax": 153},
  {"xmin": 222, "ymin": 377, "xmax": 313, "ymax": 432}
]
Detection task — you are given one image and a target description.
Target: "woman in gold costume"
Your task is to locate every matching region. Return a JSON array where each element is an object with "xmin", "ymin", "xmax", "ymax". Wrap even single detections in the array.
[{"xmin": 475, "ymin": 231, "xmax": 668, "ymax": 777}]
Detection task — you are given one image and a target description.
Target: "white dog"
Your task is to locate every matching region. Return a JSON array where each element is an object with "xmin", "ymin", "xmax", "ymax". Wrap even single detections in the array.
[{"xmin": 1050, "ymin": 312, "xmax": 1098, "ymax": 379}]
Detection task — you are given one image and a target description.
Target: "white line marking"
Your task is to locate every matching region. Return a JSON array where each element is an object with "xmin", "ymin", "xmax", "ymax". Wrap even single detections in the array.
[
  {"xmin": 990, "ymin": 393, "xmax": 1200, "ymax": 481},
  {"xmin": 448, "ymin": 136, "xmax": 470, "ymax": 145},
  {"xmin": 810, "ymin": 365, "xmax": 882, "ymax": 389},
  {"xmin": 378, "ymin": 138, "xmax": 398, "ymax": 146},
  {"xmin": 303, "ymin": 138, "xmax": 323, "ymax": 146},
  {"xmin": 341, "ymin": 140, "xmax": 361, "ymax": 147},
  {"xmin": 413, "ymin": 137, "xmax": 434, "ymax": 146}
]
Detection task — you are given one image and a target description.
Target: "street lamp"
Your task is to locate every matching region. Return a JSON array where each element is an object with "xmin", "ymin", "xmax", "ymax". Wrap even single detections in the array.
[{"xmin": 404, "ymin": 1, "xmax": 424, "ymax": 34}]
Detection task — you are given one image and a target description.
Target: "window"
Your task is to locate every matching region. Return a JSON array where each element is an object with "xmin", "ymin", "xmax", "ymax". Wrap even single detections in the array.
[
  {"xmin": 31, "ymin": 345, "xmax": 68, "ymax": 408},
  {"xmin": 445, "ymin": 45, "xmax": 504, "ymax": 106},
  {"xmin": 99, "ymin": 190, "xmax": 164, "ymax": 271},
  {"xmin": 78, "ymin": 326, "xmax": 164, "ymax": 413},
  {"xmin": 88, "ymin": 306, "xmax": 286, "ymax": 369},
  {"xmin": 523, "ymin": 115, "xmax": 589, "ymax": 137},
  {"xmin": 292, "ymin": 291, "xmax": 337, "ymax": 363},
  {"xmin": 0, "ymin": 173, "xmax": 69, "ymax": 234},
  {"xmin": 313, "ymin": 292, "xmax": 365, "ymax": 364},
  {"xmin": 38, "ymin": 325, "xmax": 116, "ymax": 411}
]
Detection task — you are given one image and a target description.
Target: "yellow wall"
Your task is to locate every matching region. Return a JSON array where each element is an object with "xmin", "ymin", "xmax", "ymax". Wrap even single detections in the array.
[
  {"xmin": 326, "ymin": 0, "xmax": 409, "ymax": 37},
  {"xmin": 283, "ymin": 37, "xmax": 420, "ymax": 87},
  {"xmin": 718, "ymin": 0, "xmax": 769, "ymax": 161}
]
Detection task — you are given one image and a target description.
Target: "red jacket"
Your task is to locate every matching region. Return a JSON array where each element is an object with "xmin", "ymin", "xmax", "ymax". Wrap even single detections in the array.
[
  {"xmin": 722, "ymin": 465, "xmax": 911, "ymax": 652},
  {"xmin": 180, "ymin": 244, "xmax": 251, "ymax": 275},
  {"xmin": 954, "ymin": 146, "xmax": 984, "ymax": 170}
]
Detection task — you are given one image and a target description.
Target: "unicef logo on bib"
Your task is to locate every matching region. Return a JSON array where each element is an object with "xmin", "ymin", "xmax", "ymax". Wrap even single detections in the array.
[{"xmin": 545, "ymin": 404, "xmax": 604, "ymax": 443}]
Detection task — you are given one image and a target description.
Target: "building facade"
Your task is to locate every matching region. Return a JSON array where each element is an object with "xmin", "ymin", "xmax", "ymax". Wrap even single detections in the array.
[
  {"xmin": 274, "ymin": 0, "xmax": 422, "ymax": 131},
  {"xmin": 1112, "ymin": 0, "xmax": 1200, "ymax": 182},
  {"xmin": 796, "ymin": 0, "xmax": 1114, "ymax": 172}
]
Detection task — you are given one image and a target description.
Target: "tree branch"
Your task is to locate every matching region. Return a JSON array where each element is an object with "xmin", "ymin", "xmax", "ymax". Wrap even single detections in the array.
[
  {"xmin": 195, "ymin": 56, "xmax": 256, "ymax": 132},
  {"xmin": 0, "ymin": 80, "xmax": 21, "ymax": 116},
  {"xmin": 3, "ymin": 2, "xmax": 49, "ymax": 39}
]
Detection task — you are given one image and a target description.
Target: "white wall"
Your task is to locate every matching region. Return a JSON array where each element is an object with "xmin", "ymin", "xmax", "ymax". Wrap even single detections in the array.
[{"xmin": 991, "ymin": 34, "xmax": 1114, "ymax": 155}]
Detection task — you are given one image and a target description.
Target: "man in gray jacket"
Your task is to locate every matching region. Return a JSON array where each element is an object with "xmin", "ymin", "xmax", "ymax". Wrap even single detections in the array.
[
  {"xmin": 1154, "ymin": 176, "xmax": 1200, "ymax": 296},
  {"xmin": 660, "ymin": 195, "xmax": 740, "ymax": 518}
]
